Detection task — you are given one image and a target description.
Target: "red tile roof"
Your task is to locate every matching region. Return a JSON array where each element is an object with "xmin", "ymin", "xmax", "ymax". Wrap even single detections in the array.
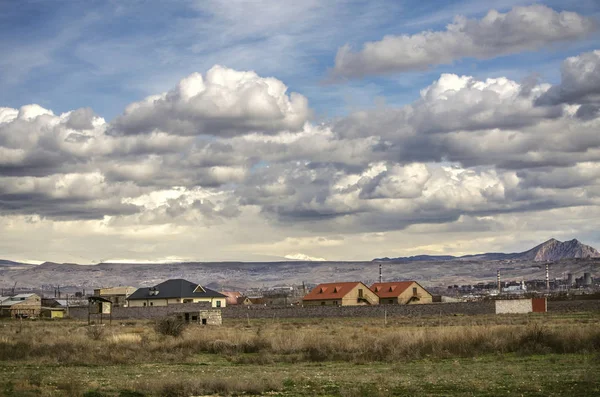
[
  {"xmin": 303, "ymin": 282, "xmax": 361, "ymax": 300},
  {"xmin": 370, "ymin": 281, "xmax": 416, "ymax": 298}
]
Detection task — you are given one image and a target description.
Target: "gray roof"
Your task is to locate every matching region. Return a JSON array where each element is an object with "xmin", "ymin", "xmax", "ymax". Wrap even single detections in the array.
[{"xmin": 127, "ymin": 279, "xmax": 226, "ymax": 300}]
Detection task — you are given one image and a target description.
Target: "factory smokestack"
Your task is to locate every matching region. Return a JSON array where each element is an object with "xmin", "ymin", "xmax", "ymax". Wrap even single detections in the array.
[
  {"xmin": 545, "ymin": 263, "xmax": 550, "ymax": 290},
  {"xmin": 379, "ymin": 263, "xmax": 382, "ymax": 283},
  {"xmin": 497, "ymin": 269, "xmax": 501, "ymax": 293}
]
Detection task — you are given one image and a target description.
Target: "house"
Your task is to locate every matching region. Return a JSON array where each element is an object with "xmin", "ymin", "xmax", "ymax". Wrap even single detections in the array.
[
  {"xmin": 302, "ymin": 282, "xmax": 379, "ymax": 306},
  {"xmin": 237, "ymin": 296, "xmax": 253, "ymax": 305},
  {"xmin": 126, "ymin": 279, "xmax": 227, "ymax": 308},
  {"xmin": 94, "ymin": 286, "xmax": 137, "ymax": 307},
  {"xmin": 0, "ymin": 293, "xmax": 42, "ymax": 318},
  {"xmin": 370, "ymin": 281, "xmax": 433, "ymax": 304},
  {"xmin": 221, "ymin": 291, "xmax": 243, "ymax": 306}
]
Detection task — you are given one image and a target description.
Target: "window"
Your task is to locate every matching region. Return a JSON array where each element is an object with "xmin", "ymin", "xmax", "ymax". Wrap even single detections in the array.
[
  {"xmin": 321, "ymin": 301, "xmax": 325, "ymax": 305},
  {"xmin": 143, "ymin": 302, "xmax": 147, "ymax": 307},
  {"xmin": 358, "ymin": 289, "xmax": 363, "ymax": 298},
  {"xmin": 413, "ymin": 287, "xmax": 418, "ymax": 296},
  {"xmin": 150, "ymin": 302, "xmax": 154, "ymax": 306},
  {"xmin": 334, "ymin": 301, "xmax": 338, "ymax": 306},
  {"xmin": 388, "ymin": 299, "xmax": 394, "ymax": 304},
  {"xmin": 216, "ymin": 300, "xmax": 221, "ymax": 308},
  {"xmin": 183, "ymin": 299, "xmax": 193, "ymax": 303},
  {"xmin": 192, "ymin": 315, "xmax": 198, "ymax": 321}
]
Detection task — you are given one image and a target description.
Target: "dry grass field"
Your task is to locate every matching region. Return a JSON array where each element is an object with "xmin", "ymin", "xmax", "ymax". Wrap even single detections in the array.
[{"xmin": 1, "ymin": 312, "xmax": 599, "ymax": 396}]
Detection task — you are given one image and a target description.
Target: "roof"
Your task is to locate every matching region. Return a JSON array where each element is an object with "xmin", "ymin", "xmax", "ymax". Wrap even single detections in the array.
[
  {"xmin": 302, "ymin": 282, "xmax": 362, "ymax": 301},
  {"xmin": 88, "ymin": 296, "xmax": 112, "ymax": 303},
  {"xmin": 0, "ymin": 294, "xmax": 39, "ymax": 307},
  {"xmin": 127, "ymin": 279, "xmax": 226, "ymax": 300},
  {"xmin": 11, "ymin": 294, "xmax": 35, "ymax": 299},
  {"xmin": 221, "ymin": 291, "xmax": 243, "ymax": 305},
  {"xmin": 370, "ymin": 281, "xmax": 417, "ymax": 298}
]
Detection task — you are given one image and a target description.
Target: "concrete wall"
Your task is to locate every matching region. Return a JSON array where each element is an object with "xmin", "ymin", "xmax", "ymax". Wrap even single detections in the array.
[
  {"xmin": 68, "ymin": 302, "xmax": 219, "ymax": 320},
  {"xmin": 495, "ymin": 299, "xmax": 533, "ymax": 314}
]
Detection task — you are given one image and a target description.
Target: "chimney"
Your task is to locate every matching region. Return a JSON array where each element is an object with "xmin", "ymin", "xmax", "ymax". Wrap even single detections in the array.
[
  {"xmin": 545, "ymin": 263, "xmax": 550, "ymax": 290},
  {"xmin": 497, "ymin": 269, "xmax": 501, "ymax": 292},
  {"xmin": 379, "ymin": 263, "xmax": 382, "ymax": 283}
]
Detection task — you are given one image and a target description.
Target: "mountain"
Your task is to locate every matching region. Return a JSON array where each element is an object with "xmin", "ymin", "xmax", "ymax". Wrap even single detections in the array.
[
  {"xmin": 518, "ymin": 238, "xmax": 600, "ymax": 261},
  {"xmin": 373, "ymin": 238, "xmax": 600, "ymax": 262}
]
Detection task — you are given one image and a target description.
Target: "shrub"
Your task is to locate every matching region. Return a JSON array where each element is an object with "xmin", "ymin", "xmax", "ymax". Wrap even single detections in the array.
[
  {"xmin": 85, "ymin": 326, "xmax": 105, "ymax": 341},
  {"xmin": 155, "ymin": 318, "xmax": 186, "ymax": 337},
  {"xmin": 83, "ymin": 391, "xmax": 106, "ymax": 397}
]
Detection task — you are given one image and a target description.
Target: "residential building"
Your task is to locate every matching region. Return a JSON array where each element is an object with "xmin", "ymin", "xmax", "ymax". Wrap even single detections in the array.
[
  {"xmin": 126, "ymin": 279, "xmax": 226, "ymax": 308},
  {"xmin": 302, "ymin": 282, "xmax": 379, "ymax": 306},
  {"xmin": 0, "ymin": 293, "xmax": 42, "ymax": 318},
  {"xmin": 370, "ymin": 281, "xmax": 433, "ymax": 304},
  {"xmin": 93, "ymin": 286, "xmax": 137, "ymax": 307},
  {"xmin": 221, "ymin": 291, "xmax": 243, "ymax": 305}
]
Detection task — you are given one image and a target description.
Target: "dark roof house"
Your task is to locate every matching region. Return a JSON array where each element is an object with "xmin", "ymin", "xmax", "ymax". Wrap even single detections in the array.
[{"xmin": 127, "ymin": 279, "xmax": 226, "ymax": 302}]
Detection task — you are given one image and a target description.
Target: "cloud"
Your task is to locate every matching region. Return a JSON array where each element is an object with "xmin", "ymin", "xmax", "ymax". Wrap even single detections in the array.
[
  {"xmin": 109, "ymin": 65, "xmax": 310, "ymax": 137},
  {"xmin": 535, "ymin": 50, "xmax": 600, "ymax": 107},
  {"xmin": 2, "ymin": 52, "xmax": 600, "ymax": 258},
  {"xmin": 332, "ymin": 5, "xmax": 596, "ymax": 78}
]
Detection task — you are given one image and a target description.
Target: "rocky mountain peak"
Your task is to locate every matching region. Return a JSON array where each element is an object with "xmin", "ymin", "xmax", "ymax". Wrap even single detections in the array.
[{"xmin": 529, "ymin": 238, "xmax": 600, "ymax": 261}]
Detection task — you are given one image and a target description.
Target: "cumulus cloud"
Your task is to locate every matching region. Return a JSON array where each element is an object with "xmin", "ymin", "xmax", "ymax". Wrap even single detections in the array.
[
  {"xmin": 110, "ymin": 65, "xmax": 310, "ymax": 137},
  {"xmin": 536, "ymin": 50, "xmax": 600, "ymax": 108},
  {"xmin": 3, "ymin": 55, "xmax": 600, "ymax": 259},
  {"xmin": 333, "ymin": 5, "xmax": 596, "ymax": 78},
  {"xmin": 333, "ymin": 70, "xmax": 600, "ymax": 169}
]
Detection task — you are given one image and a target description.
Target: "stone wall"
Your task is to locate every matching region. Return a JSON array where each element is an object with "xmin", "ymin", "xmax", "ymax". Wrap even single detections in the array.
[
  {"xmin": 221, "ymin": 301, "xmax": 496, "ymax": 319},
  {"xmin": 174, "ymin": 309, "xmax": 222, "ymax": 325},
  {"xmin": 68, "ymin": 302, "xmax": 214, "ymax": 320},
  {"xmin": 547, "ymin": 299, "xmax": 600, "ymax": 312},
  {"xmin": 66, "ymin": 299, "xmax": 600, "ymax": 321},
  {"xmin": 222, "ymin": 299, "xmax": 600, "ymax": 319}
]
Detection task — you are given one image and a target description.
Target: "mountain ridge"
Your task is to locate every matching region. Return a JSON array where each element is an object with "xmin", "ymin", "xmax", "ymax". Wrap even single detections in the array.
[{"xmin": 373, "ymin": 238, "xmax": 600, "ymax": 262}]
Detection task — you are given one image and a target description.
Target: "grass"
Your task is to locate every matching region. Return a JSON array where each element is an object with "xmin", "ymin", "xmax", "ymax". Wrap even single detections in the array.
[{"xmin": 0, "ymin": 312, "xmax": 599, "ymax": 396}]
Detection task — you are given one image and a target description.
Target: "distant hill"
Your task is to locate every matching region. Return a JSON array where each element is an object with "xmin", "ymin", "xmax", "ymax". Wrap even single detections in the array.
[{"xmin": 373, "ymin": 238, "xmax": 600, "ymax": 262}]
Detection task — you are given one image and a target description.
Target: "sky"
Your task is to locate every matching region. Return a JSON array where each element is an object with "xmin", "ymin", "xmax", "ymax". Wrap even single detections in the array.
[{"xmin": 1, "ymin": 0, "xmax": 600, "ymax": 264}]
